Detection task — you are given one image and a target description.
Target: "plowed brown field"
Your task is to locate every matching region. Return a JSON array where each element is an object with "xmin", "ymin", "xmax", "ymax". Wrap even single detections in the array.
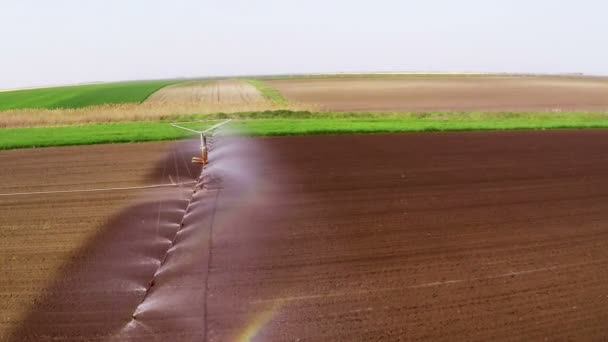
[
  {"xmin": 3, "ymin": 130, "xmax": 608, "ymax": 341},
  {"xmin": 267, "ymin": 75, "xmax": 608, "ymax": 112},
  {"xmin": 0, "ymin": 142, "xmax": 200, "ymax": 340}
]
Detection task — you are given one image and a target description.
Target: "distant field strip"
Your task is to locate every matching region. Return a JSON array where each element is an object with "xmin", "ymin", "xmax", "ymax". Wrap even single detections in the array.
[
  {"xmin": 268, "ymin": 75, "xmax": 608, "ymax": 112},
  {"xmin": 0, "ymin": 80, "xmax": 179, "ymax": 110},
  {"xmin": 144, "ymin": 79, "xmax": 296, "ymax": 113},
  {"xmin": 0, "ymin": 80, "xmax": 311, "ymax": 128},
  {"xmin": 3, "ymin": 111, "xmax": 608, "ymax": 149},
  {"xmin": 146, "ymin": 80, "xmax": 265, "ymax": 104}
]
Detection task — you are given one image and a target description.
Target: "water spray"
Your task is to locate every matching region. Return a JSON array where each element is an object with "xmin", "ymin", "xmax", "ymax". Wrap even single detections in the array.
[{"xmin": 132, "ymin": 120, "xmax": 231, "ymax": 321}]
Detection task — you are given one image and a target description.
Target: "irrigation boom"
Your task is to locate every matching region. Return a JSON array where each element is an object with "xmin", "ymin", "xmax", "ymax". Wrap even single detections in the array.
[{"xmin": 170, "ymin": 119, "xmax": 232, "ymax": 165}]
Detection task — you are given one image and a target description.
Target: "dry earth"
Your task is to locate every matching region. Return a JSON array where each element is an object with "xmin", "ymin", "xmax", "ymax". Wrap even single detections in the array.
[
  {"xmin": 0, "ymin": 141, "xmax": 200, "ymax": 340},
  {"xmin": 267, "ymin": 75, "xmax": 608, "ymax": 112},
  {"xmin": 146, "ymin": 80, "xmax": 266, "ymax": 105},
  {"xmin": 4, "ymin": 131, "xmax": 608, "ymax": 341}
]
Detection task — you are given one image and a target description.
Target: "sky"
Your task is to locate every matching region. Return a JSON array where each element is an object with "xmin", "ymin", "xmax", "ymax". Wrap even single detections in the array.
[{"xmin": 1, "ymin": 0, "xmax": 607, "ymax": 89}]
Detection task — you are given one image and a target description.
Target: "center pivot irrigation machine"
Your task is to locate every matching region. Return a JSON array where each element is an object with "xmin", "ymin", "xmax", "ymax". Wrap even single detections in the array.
[
  {"xmin": 133, "ymin": 119, "xmax": 233, "ymax": 318},
  {"xmin": 170, "ymin": 119, "xmax": 232, "ymax": 165}
]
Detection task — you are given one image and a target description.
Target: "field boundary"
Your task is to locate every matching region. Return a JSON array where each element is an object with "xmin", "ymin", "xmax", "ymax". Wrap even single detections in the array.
[
  {"xmin": 244, "ymin": 79, "xmax": 289, "ymax": 105},
  {"xmin": 3, "ymin": 111, "xmax": 608, "ymax": 150},
  {"xmin": 138, "ymin": 81, "xmax": 182, "ymax": 103}
]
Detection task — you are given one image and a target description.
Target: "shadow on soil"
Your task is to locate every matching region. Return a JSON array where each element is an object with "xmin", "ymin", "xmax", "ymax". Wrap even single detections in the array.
[{"xmin": 9, "ymin": 140, "xmax": 202, "ymax": 341}]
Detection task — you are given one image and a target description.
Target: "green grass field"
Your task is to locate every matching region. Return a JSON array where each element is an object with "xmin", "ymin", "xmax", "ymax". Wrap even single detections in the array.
[
  {"xmin": 0, "ymin": 80, "xmax": 180, "ymax": 110},
  {"xmin": 2, "ymin": 111, "xmax": 608, "ymax": 150}
]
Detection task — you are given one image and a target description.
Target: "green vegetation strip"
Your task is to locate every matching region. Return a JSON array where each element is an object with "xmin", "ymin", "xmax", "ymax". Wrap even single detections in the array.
[
  {"xmin": 0, "ymin": 80, "xmax": 181, "ymax": 110},
  {"xmin": 244, "ymin": 79, "xmax": 289, "ymax": 105},
  {"xmin": 2, "ymin": 111, "xmax": 608, "ymax": 150}
]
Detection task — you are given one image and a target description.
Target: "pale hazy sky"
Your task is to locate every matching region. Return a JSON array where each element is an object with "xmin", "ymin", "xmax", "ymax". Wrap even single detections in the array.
[{"xmin": 2, "ymin": 0, "xmax": 607, "ymax": 89}]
